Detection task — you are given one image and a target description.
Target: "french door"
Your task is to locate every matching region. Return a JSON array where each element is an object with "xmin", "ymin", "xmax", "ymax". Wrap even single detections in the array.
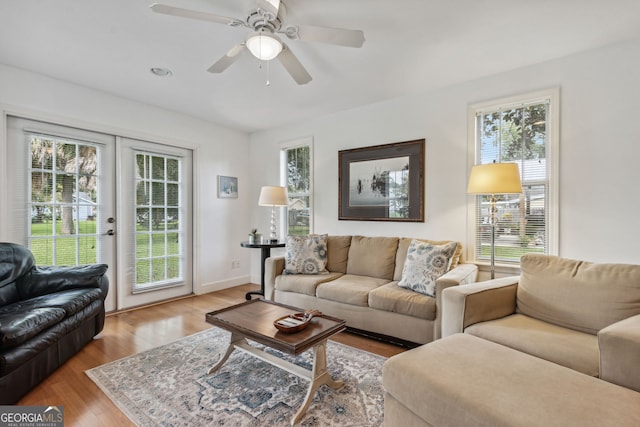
[
  {"xmin": 6, "ymin": 116, "xmax": 193, "ymax": 311},
  {"xmin": 116, "ymin": 138, "xmax": 192, "ymax": 309}
]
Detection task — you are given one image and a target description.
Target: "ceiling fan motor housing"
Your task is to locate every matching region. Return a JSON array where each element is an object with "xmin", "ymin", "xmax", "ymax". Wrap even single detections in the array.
[{"xmin": 247, "ymin": 2, "xmax": 286, "ymax": 34}]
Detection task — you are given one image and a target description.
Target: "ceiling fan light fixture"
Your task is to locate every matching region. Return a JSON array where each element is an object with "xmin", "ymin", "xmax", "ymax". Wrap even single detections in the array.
[{"xmin": 246, "ymin": 31, "xmax": 282, "ymax": 61}]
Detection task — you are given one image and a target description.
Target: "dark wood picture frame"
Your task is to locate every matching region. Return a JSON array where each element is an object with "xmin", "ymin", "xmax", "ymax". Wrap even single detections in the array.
[{"xmin": 338, "ymin": 139, "xmax": 425, "ymax": 222}]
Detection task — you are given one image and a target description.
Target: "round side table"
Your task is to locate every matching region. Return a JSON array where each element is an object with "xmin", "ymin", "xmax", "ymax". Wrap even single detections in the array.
[{"xmin": 241, "ymin": 241, "xmax": 286, "ymax": 300}]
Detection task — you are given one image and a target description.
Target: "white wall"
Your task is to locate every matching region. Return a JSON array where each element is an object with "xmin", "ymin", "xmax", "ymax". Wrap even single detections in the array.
[
  {"xmin": 3, "ymin": 36, "xmax": 639, "ymax": 290},
  {"xmin": 0, "ymin": 63, "xmax": 252, "ymax": 295},
  {"xmin": 249, "ymin": 37, "xmax": 640, "ymax": 278}
]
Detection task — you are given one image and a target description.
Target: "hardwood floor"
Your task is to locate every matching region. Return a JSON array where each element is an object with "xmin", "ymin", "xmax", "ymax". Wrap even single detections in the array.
[{"xmin": 17, "ymin": 284, "xmax": 406, "ymax": 426}]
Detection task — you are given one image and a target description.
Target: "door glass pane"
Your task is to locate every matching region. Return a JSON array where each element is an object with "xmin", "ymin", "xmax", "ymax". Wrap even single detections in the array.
[
  {"xmin": 134, "ymin": 152, "xmax": 184, "ymax": 291},
  {"xmin": 167, "ymin": 158, "xmax": 179, "ymax": 181},
  {"xmin": 29, "ymin": 136, "xmax": 100, "ymax": 266},
  {"xmin": 167, "ymin": 183, "xmax": 179, "ymax": 206},
  {"xmin": 152, "ymin": 156, "xmax": 165, "ymax": 179},
  {"xmin": 152, "ymin": 182, "xmax": 165, "ymax": 205},
  {"xmin": 167, "ymin": 256, "xmax": 180, "ymax": 280}
]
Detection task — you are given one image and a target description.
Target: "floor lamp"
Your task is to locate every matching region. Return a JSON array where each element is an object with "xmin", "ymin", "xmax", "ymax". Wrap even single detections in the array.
[
  {"xmin": 467, "ymin": 163, "xmax": 522, "ymax": 279},
  {"xmin": 258, "ymin": 186, "xmax": 288, "ymax": 243}
]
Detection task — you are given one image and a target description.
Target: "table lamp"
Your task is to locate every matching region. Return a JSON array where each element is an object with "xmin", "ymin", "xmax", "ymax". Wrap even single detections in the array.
[
  {"xmin": 258, "ymin": 186, "xmax": 288, "ymax": 243},
  {"xmin": 467, "ymin": 162, "xmax": 522, "ymax": 279}
]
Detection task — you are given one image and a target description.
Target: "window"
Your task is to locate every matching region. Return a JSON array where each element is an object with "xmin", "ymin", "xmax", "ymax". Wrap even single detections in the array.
[
  {"xmin": 28, "ymin": 134, "xmax": 101, "ymax": 265},
  {"xmin": 134, "ymin": 152, "xmax": 184, "ymax": 291},
  {"xmin": 468, "ymin": 89, "xmax": 559, "ymax": 264},
  {"xmin": 281, "ymin": 138, "xmax": 313, "ymax": 236}
]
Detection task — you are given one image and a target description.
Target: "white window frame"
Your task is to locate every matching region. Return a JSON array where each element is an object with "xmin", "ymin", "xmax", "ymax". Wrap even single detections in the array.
[
  {"xmin": 467, "ymin": 88, "xmax": 559, "ymax": 265},
  {"xmin": 280, "ymin": 136, "xmax": 314, "ymax": 236}
]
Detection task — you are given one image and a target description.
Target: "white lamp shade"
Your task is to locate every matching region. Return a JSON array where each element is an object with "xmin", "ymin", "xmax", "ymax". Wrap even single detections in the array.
[
  {"xmin": 258, "ymin": 186, "xmax": 288, "ymax": 206},
  {"xmin": 467, "ymin": 163, "xmax": 523, "ymax": 195},
  {"xmin": 246, "ymin": 31, "xmax": 283, "ymax": 61}
]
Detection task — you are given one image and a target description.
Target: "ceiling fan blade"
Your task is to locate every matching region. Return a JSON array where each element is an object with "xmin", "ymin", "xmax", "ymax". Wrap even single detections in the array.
[
  {"xmin": 207, "ymin": 44, "xmax": 246, "ymax": 73},
  {"xmin": 257, "ymin": 0, "xmax": 280, "ymax": 18},
  {"xmin": 277, "ymin": 43, "xmax": 312, "ymax": 85},
  {"xmin": 284, "ymin": 24, "xmax": 365, "ymax": 48},
  {"xmin": 150, "ymin": 3, "xmax": 245, "ymax": 27}
]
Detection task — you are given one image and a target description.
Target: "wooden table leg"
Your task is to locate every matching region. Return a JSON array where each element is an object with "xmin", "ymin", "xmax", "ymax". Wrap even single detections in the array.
[
  {"xmin": 207, "ymin": 332, "xmax": 245, "ymax": 375},
  {"xmin": 290, "ymin": 341, "xmax": 344, "ymax": 425},
  {"xmin": 206, "ymin": 333, "xmax": 343, "ymax": 425}
]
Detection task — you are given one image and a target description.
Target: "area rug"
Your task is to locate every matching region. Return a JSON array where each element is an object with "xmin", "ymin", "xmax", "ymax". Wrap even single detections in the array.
[{"xmin": 86, "ymin": 327, "xmax": 386, "ymax": 426}]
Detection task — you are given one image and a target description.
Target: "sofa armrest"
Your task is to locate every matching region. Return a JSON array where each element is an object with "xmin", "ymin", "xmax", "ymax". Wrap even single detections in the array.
[
  {"xmin": 264, "ymin": 256, "xmax": 285, "ymax": 301},
  {"xmin": 433, "ymin": 263, "xmax": 478, "ymax": 339},
  {"xmin": 441, "ymin": 276, "xmax": 519, "ymax": 338},
  {"xmin": 19, "ymin": 264, "xmax": 109, "ymax": 300},
  {"xmin": 599, "ymin": 314, "xmax": 640, "ymax": 392}
]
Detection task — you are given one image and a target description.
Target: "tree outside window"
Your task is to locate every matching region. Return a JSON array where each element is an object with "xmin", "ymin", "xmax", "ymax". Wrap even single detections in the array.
[{"xmin": 282, "ymin": 143, "xmax": 312, "ymax": 236}]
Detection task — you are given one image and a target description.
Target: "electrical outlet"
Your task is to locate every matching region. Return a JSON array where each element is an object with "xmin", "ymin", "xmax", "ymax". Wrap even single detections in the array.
[{"xmin": 231, "ymin": 259, "xmax": 240, "ymax": 269}]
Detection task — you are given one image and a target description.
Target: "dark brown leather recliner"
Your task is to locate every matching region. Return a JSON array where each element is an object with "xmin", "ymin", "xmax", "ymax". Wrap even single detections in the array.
[{"xmin": 0, "ymin": 242, "xmax": 109, "ymax": 404}]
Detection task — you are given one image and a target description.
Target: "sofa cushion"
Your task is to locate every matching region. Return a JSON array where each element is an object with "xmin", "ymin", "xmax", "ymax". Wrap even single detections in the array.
[
  {"xmin": 0, "ymin": 283, "xmax": 19, "ymax": 307},
  {"xmin": 394, "ymin": 237, "xmax": 462, "ymax": 281},
  {"xmin": 316, "ymin": 274, "xmax": 390, "ymax": 306},
  {"xmin": 275, "ymin": 272, "xmax": 344, "ymax": 296},
  {"xmin": 517, "ymin": 254, "xmax": 640, "ymax": 334},
  {"xmin": 465, "ymin": 313, "xmax": 600, "ymax": 377},
  {"xmin": 368, "ymin": 282, "xmax": 436, "ymax": 320},
  {"xmin": 383, "ymin": 333, "xmax": 640, "ymax": 427},
  {"xmin": 397, "ymin": 240, "xmax": 458, "ymax": 297},
  {"xmin": 283, "ymin": 234, "xmax": 329, "ymax": 275},
  {"xmin": 326, "ymin": 236, "xmax": 352, "ymax": 273},
  {"xmin": 0, "ymin": 299, "xmax": 104, "ymax": 377},
  {"xmin": 20, "ymin": 264, "xmax": 108, "ymax": 300},
  {"xmin": 346, "ymin": 236, "xmax": 398, "ymax": 280},
  {"xmin": 0, "ymin": 288, "xmax": 103, "ymax": 318},
  {"xmin": 0, "ymin": 307, "xmax": 66, "ymax": 349},
  {"xmin": 0, "ymin": 243, "xmax": 35, "ymax": 289}
]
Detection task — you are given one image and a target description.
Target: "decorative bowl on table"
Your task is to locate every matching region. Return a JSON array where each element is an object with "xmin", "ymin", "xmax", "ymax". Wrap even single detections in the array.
[{"xmin": 274, "ymin": 310, "xmax": 322, "ymax": 333}]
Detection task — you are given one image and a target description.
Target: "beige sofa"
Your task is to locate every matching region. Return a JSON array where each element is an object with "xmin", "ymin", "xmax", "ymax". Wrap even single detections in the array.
[
  {"xmin": 383, "ymin": 333, "xmax": 640, "ymax": 427},
  {"xmin": 264, "ymin": 235, "xmax": 478, "ymax": 344},
  {"xmin": 382, "ymin": 253, "xmax": 640, "ymax": 426},
  {"xmin": 442, "ymin": 253, "xmax": 640, "ymax": 389}
]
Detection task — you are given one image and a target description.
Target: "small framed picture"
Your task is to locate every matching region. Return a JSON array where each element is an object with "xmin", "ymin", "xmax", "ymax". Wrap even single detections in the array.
[{"xmin": 217, "ymin": 175, "xmax": 238, "ymax": 199}]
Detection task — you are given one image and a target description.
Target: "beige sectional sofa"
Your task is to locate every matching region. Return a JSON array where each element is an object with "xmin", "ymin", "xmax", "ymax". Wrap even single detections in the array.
[
  {"xmin": 383, "ymin": 333, "xmax": 640, "ymax": 427},
  {"xmin": 383, "ymin": 253, "xmax": 640, "ymax": 426},
  {"xmin": 264, "ymin": 235, "xmax": 478, "ymax": 344},
  {"xmin": 442, "ymin": 253, "xmax": 640, "ymax": 389}
]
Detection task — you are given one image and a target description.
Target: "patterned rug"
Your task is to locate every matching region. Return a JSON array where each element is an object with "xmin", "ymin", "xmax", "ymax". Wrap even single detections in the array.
[{"xmin": 86, "ymin": 327, "xmax": 386, "ymax": 426}]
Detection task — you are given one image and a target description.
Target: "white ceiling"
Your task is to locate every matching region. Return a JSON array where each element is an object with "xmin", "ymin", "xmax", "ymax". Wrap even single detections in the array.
[{"xmin": 1, "ymin": 0, "xmax": 640, "ymax": 133}]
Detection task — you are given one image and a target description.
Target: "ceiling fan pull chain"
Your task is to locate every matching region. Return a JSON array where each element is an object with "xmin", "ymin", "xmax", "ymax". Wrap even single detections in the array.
[{"xmin": 266, "ymin": 60, "xmax": 271, "ymax": 86}]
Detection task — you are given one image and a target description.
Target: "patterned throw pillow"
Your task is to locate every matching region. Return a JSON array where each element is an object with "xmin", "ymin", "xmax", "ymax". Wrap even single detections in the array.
[
  {"xmin": 284, "ymin": 234, "xmax": 329, "ymax": 275},
  {"xmin": 397, "ymin": 239, "xmax": 458, "ymax": 297}
]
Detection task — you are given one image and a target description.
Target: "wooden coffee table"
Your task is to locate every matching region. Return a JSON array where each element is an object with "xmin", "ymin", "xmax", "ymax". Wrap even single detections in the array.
[{"xmin": 205, "ymin": 299, "xmax": 347, "ymax": 425}]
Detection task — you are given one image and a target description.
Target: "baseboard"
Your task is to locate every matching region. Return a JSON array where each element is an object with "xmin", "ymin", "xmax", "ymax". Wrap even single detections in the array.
[{"xmin": 195, "ymin": 276, "xmax": 251, "ymax": 295}]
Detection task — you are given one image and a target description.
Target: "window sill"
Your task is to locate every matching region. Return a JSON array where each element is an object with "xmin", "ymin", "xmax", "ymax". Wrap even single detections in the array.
[{"xmin": 472, "ymin": 261, "xmax": 521, "ymax": 282}]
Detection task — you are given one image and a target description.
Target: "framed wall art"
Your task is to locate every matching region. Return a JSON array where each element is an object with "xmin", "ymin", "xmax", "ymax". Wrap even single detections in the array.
[
  {"xmin": 217, "ymin": 175, "xmax": 238, "ymax": 199},
  {"xmin": 338, "ymin": 139, "xmax": 424, "ymax": 221}
]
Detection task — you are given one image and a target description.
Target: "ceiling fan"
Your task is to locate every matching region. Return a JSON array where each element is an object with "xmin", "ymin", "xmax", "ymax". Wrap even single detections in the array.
[{"xmin": 150, "ymin": 0, "xmax": 365, "ymax": 85}]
